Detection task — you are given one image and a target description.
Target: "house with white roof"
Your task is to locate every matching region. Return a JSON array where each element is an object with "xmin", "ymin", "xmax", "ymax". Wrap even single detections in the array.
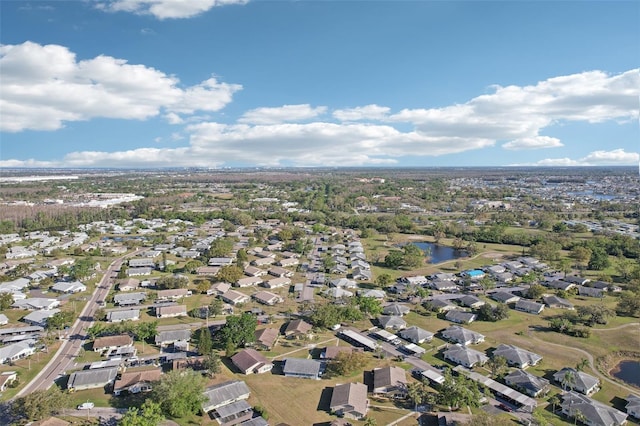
[{"xmin": 51, "ymin": 280, "xmax": 87, "ymax": 294}]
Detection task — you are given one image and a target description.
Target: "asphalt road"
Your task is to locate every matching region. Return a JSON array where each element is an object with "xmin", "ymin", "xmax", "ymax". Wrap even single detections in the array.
[{"xmin": 16, "ymin": 250, "xmax": 137, "ymax": 398}]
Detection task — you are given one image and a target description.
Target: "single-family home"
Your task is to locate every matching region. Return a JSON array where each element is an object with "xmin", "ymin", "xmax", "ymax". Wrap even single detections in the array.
[
  {"xmin": 382, "ymin": 303, "xmax": 411, "ymax": 316},
  {"xmin": 12, "ymin": 298, "xmax": 60, "ymax": 311},
  {"xmin": 195, "ymin": 266, "xmax": 220, "ymax": 277},
  {"xmin": 244, "ymin": 266, "xmax": 266, "ymax": 277},
  {"xmin": 107, "ymin": 309, "xmax": 140, "ymax": 323},
  {"xmin": 156, "ymin": 288, "xmax": 191, "ymax": 301},
  {"xmin": 236, "ymin": 276, "xmax": 263, "ymax": 288},
  {"xmin": 253, "ymin": 328, "xmax": 279, "ymax": 350},
  {"xmin": 578, "ymin": 286, "xmax": 605, "ymax": 298},
  {"xmin": 113, "ymin": 368, "xmax": 162, "ymax": 396},
  {"xmin": 330, "ymin": 382, "xmax": 369, "ymax": 420},
  {"xmin": 155, "ymin": 329, "xmax": 191, "ymax": 350},
  {"xmin": 429, "ymin": 298, "xmax": 459, "ymax": 312},
  {"xmin": 22, "ymin": 309, "xmax": 60, "ymax": 327},
  {"xmin": 561, "ymin": 391, "xmax": 627, "ymax": 426},
  {"xmin": 491, "ymin": 292, "xmax": 521, "ymax": 304},
  {"xmin": 443, "ymin": 344, "xmax": 489, "ymax": 368},
  {"xmin": 93, "ymin": 334, "xmax": 134, "ymax": 355},
  {"xmin": 445, "ymin": 310, "xmax": 477, "ymax": 324},
  {"xmin": 117, "ymin": 278, "xmax": 140, "ymax": 292},
  {"xmin": 543, "ymin": 295, "xmax": 574, "ymax": 310},
  {"xmin": 114, "ymin": 292, "xmax": 146, "ymax": 306},
  {"xmin": 440, "ymin": 325, "xmax": 485, "ymax": 346},
  {"xmin": 51, "ymin": 280, "xmax": 86, "ymax": 294},
  {"xmin": 626, "ymin": 394, "xmax": 640, "ymax": 419},
  {"xmin": 330, "ymin": 278, "xmax": 357, "ymax": 289},
  {"xmin": 515, "ymin": 300, "xmax": 545, "ymax": 315},
  {"xmin": 231, "ymin": 348, "xmax": 273, "ymax": 375},
  {"xmin": 284, "ymin": 319, "xmax": 313, "ymax": 339},
  {"xmin": 493, "ymin": 344, "xmax": 542, "ymax": 368},
  {"xmin": 372, "ymin": 366, "xmax": 407, "ymax": 398},
  {"xmin": 129, "ymin": 258, "xmax": 155, "ymax": 268},
  {"xmin": 155, "ymin": 304, "xmax": 187, "ymax": 318},
  {"xmin": 399, "ymin": 326, "xmax": 434, "ymax": 344},
  {"xmin": 263, "ymin": 277, "xmax": 291, "ymax": 289},
  {"xmin": 553, "ymin": 368, "xmax": 600, "ymax": 395},
  {"xmin": 67, "ymin": 367, "xmax": 118, "ymax": 391},
  {"xmin": 377, "ymin": 315, "xmax": 407, "ymax": 330},
  {"xmin": 504, "ymin": 369, "xmax": 550, "ymax": 398},
  {"xmin": 458, "ymin": 295, "xmax": 485, "ymax": 309},
  {"xmin": 208, "ymin": 258, "xmax": 235, "ymax": 267},
  {"xmin": 127, "ymin": 267, "xmax": 152, "ymax": 277},
  {"xmin": 0, "ymin": 339, "xmax": 36, "ymax": 364},
  {"xmin": 252, "ymin": 291, "xmax": 283, "ymax": 306},
  {"xmin": 282, "ymin": 358, "xmax": 323, "ymax": 379},
  {"xmin": 220, "ymin": 290, "xmax": 250, "ymax": 305},
  {"xmin": 207, "ymin": 282, "xmax": 231, "ymax": 296},
  {"xmin": 201, "ymin": 380, "xmax": 251, "ymax": 413}
]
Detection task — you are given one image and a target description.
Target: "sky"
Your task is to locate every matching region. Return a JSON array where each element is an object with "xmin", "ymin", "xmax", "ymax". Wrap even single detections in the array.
[{"xmin": 0, "ymin": 0, "xmax": 639, "ymax": 169}]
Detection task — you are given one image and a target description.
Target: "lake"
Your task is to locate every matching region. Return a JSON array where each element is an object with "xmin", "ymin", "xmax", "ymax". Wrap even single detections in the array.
[
  {"xmin": 611, "ymin": 360, "xmax": 640, "ymax": 387},
  {"xmin": 410, "ymin": 242, "xmax": 467, "ymax": 264}
]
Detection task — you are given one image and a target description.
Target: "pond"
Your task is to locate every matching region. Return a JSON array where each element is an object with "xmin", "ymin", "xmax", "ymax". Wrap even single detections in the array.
[
  {"xmin": 410, "ymin": 242, "xmax": 467, "ymax": 264},
  {"xmin": 611, "ymin": 360, "xmax": 640, "ymax": 387}
]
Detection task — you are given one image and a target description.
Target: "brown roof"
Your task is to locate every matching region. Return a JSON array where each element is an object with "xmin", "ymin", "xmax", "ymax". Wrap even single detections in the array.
[
  {"xmin": 231, "ymin": 348, "xmax": 270, "ymax": 373},
  {"xmin": 93, "ymin": 334, "xmax": 133, "ymax": 350},
  {"xmin": 157, "ymin": 305, "xmax": 187, "ymax": 316},
  {"xmin": 254, "ymin": 328, "xmax": 279, "ymax": 348},
  {"xmin": 114, "ymin": 368, "xmax": 161, "ymax": 391},
  {"xmin": 373, "ymin": 366, "xmax": 407, "ymax": 391},
  {"xmin": 284, "ymin": 319, "xmax": 312, "ymax": 336},
  {"xmin": 330, "ymin": 382, "xmax": 368, "ymax": 417},
  {"xmin": 157, "ymin": 288, "xmax": 189, "ymax": 298},
  {"xmin": 322, "ymin": 346, "xmax": 355, "ymax": 359},
  {"xmin": 172, "ymin": 356, "xmax": 206, "ymax": 371}
]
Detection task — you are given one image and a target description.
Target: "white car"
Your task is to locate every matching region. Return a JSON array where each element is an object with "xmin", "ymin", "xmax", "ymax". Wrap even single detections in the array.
[{"xmin": 77, "ymin": 402, "xmax": 94, "ymax": 410}]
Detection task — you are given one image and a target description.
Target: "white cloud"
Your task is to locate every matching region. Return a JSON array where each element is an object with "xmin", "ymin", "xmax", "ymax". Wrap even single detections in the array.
[
  {"xmin": 0, "ymin": 42, "xmax": 241, "ymax": 132},
  {"xmin": 97, "ymin": 0, "xmax": 248, "ymax": 20},
  {"xmin": 502, "ymin": 136, "xmax": 563, "ymax": 150},
  {"xmin": 333, "ymin": 104, "xmax": 390, "ymax": 121},
  {"xmin": 516, "ymin": 149, "xmax": 639, "ymax": 167},
  {"xmin": 238, "ymin": 104, "xmax": 327, "ymax": 125}
]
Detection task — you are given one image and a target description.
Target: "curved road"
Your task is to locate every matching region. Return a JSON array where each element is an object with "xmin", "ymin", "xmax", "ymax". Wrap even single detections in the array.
[{"xmin": 16, "ymin": 250, "xmax": 137, "ymax": 398}]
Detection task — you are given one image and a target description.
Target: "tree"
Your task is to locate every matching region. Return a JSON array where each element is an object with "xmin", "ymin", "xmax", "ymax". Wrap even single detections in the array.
[
  {"xmin": 402, "ymin": 244, "xmax": 425, "ymax": 269},
  {"xmin": 70, "ymin": 257, "xmax": 95, "ymax": 281},
  {"xmin": 462, "ymin": 411, "xmax": 512, "ymax": 426},
  {"xmin": 46, "ymin": 310, "xmax": 75, "ymax": 331},
  {"xmin": 616, "ymin": 291, "xmax": 640, "ymax": 317},
  {"xmin": 575, "ymin": 358, "xmax": 589, "ymax": 372},
  {"xmin": 588, "ymin": 246, "xmax": 611, "ymax": 270},
  {"xmin": 215, "ymin": 265, "xmax": 243, "ymax": 284},
  {"xmin": 202, "ymin": 351, "xmax": 221, "ymax": 378},
  {"xmin": 561, "ymin": 370, "xmax": 576, "ymax": 391},
  {"xmin": 208, "ymin": 238, "xmax": 235, "ymax": 257},
  {"xmin": 570, "ymin": 246, "xmax": 592, "ymax": 270},
  {"xmin": 151, "ymin": 369, "xmax": 206, "ymax": 418},
  {"xmin": 156, "ymin": 275, "xmax": 189, "ymax": 290},
  {"xmin": 217, "ymin": 313, "xmax": 257, "ymax": 350},
  {"xmin": 356, "ymin": 296, "xmax": 383, "ymax": 317},
  {"xmin": 195, "ymin": 280, "xmax": 210, "ymax": 294},
  {"xmin": 209, "ymin": 298, "xmax": 224, "ymax": 317},
  {"xmin": 12, "ymin": 385, "xmax": 70, "ymax": 421},
  {"xmin": 134, "ymin": 321, "xmax": 157, "ymax": 353},
  {"xmin": 478, "ymin": 276, "xmax": 495, "ymax": 295},
  {"xmin": 407, "ymin": 381, "xmax": 427, "ymax": 410},
  {"xmin": 119, "ymin": 400, "xmax": 164, "ymax": 426},
  {"xmin": 527, "ymin": 284, "xmax": 545, "ymax": 300},
  {"xmin": 326, "ymin": 351, "xmax": 368, "ymax": 377},
  {"xmin": 577, "ymin": 304, "xmax": 614, "ymax": 326},
  {"xmin": 488, "ymin": 355, "xmax": 508, "ymax": 378},
  {"xmin": 363, "ymin": 416, "xmax": 377, "ymax": 426},
  {"xmin": 196, "ymin": 327, "xmax": 213, "ymax": 355},
  {"xmin": 375, "ymin": 273, "xmax": 393, "ymax": 287},
  {"xmin": 438, "ymin": 369, "xmax": 484, "ymax": 410},
  {"xmin": 548, "ymin": 394, "xmax": 561, "ymax": 413},
  {"xmin": 0, "ymin": 292, "xmax": 14, "ymax": 310}
]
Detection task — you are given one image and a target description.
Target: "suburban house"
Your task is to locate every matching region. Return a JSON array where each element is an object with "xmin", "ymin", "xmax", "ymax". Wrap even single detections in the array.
[
  {"xmin": 284, "ymin": 319, "xmax": 313, "ymax": 339},
  {"xmin": 443, "ymin": 344, "xmax": 489, "ymax": 368},
  {"xmin": 114, "ymin": 292, "xmax": 146, "ymax": 306},
  {"xmin": 129, "ymin": 258, "xmax": 155, "ymax": 268},
  {"xmin": 429, "ymin": 299, "xmax": 459, "ymax": 312},
  {"xmin": 377, "ymin": 315, "xmax": 407, "ymax": 330},
  {"xmin": 491, "ymin": 292, "xmax": 521, "ymax": 304},
  {"xmin": 515, "ymin": 300, "xmax": 545, "ymax": 315},
  {"xmin": 117, "ymin": 278, "xmax": 140, "ymax": 292},
  {"xmin": 268, "ymin": 266, "xmax": 294, "ymax": 278},
  {"xmin": 561, "ymin": 391, "xmax": 627, "ymax": 426},
  {"xmin": 127, "ymin": 267, "xmax": 152, "ymax": 277},
  {"xmin": 201, "ymin": 380, "xmax": 251, "ymax": 413},
  {"xmin": 277, "ymin": 257, "xmax": 299, "ymax": 268},
  {"xmin": 51, "ymin": 280, "xmax": 86, "ymax": 294},
  {"xmin": 282, "ymin": 358, "xmax": 323, "ymax": 379},
  {"xmin": 253, "ymin": 328, "xmax": 279, "ymax": 350},
  {"xmin": 372, "ymin": 366, "xmax": 407, "ymax": 398},
  {"xmin": 252, "ymin": 291, "xmax": 283, "ymax": 306},
  {"xmin": 67, "ymin": 367, "xmax": 118, "ymax": 391},
  {"xmin": 578, "ymin": 286, "xmax": 605, "ymax": 298},
  {"xmin": 493, "ymin": 344, "xmax": 542, "ymax": 368},
  {"xmin": 251, "ymin": 257, "xmax": 275, "ymax": 267},
  {"xmin": 231, "ymin": 348, "xmax": 273, "ymax": 375},
  {"xmin": 155, "ymin": 329, "xmax": 191, "ymax": 350},
  {"xmin": 445, "ymin": 310, "xmax": 477, "ymax": 324},
  {"xmin": 399, "ymin": 326, "xmax": 434, "ymax": 344},
  {"xmin": 262, "ymin": 277, "xmax": 291, "ymax": 289},
  {"xmin": 155, "ymin": 304, "xmax": 187, "ymax": 319},
  {"xmin": 93, "ymin": 334, "xmax": 134, "ymax": 355},
  {"xmin": 235, "ymin": 276, "xmax": 263, "ymax": 288},
  {"xmin": 0, "ymin": 339, "xmax": 36, "ymax": 364},
  {"xmin": 382, "ymin": 303, "xmax": 411, "ymax": 316},
  {"xmin": 330, "ymin": 382, "xmax": 369, "ymax": 420},
  {"xmin": 321, "ymin": 346, "xmax": 358, "ymax": 360},
  {"xmin": 440, "ymin": 326, "xmax": 485, "ymax": 346},
  {"xmin": 22, "ymin": 309, "xmax": 60, "ymax": 327},
  {"xmin": 458, "ymin": 295, "xmax": 485, "ymax": 309},
  {"xmin": 553, "ymin": 368, "xmax": 600, "ymax": 395},
  {"xmin": 504, "ymin": 369, "xmax": 550, "ymax": 398},
  {"xmin": 543, "ymin": 295, "xmax": 574, "ymax": 310},
  {"xmin": 208, "ymin": 257, "xmax": 235, "ymax": 267},
  {"xmin": 107, "ymin": 309, "xmax": 140, "ymax": 323},
  {"xmin": 323, "ymin": 287, "xmax": 354, "ymax": 299},
  {"xmin": 12, "ymin": 298, "xmax": 60, "ymax": 310},
  {"xmin": 626, "ymin": 394, "xmax": 640, "ymax": 419},
  {"xmin": 113, "ymin": 368, "xmax": 162, "ymax": 396},
  {"xmin": 207, "ymin": 282, "xmax": 232, "ymax": 296},
  {"xmin": 156, "ymin": 288, "xmax": 191, "ymax": 301},
  {"xmin": 220, "ymin": 290, "xmax": 250, "ymax": 305},
  {"xmin": 195, "ymin": 266, "xmax": 220, "ymax": 277},
  {"xmin": 244, "ymin": 266, "xmax": 266, "ymax": 277}
]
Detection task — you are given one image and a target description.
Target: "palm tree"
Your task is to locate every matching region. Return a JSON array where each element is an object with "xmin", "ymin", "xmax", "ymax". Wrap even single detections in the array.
[
  {"xmin": 575, "ymin": 358, "xmax": 589, "ymax": 372},
  {"xmin": 573, "ymin": 409, "xmax": 587, "ymax": 425},
  {"xmin": 407, "ymin": 382, "xmax": 425, "ymax": 411},
  {"xmin": 548, "ymin": 394, "xmax": 561, "ymax": 413},
  {"xmin": 561, "ymin": 370, "xmax": 576, "ymax": 392}
]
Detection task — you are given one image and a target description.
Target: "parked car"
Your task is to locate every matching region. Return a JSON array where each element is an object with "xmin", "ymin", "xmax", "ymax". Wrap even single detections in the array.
[
  {"xmin": 498, "ymin": 403, "xmax": 512, "ymax": 412},
  {"xmin": 77, "ymin": 402, "xmax": 94, "ymax": 410}
]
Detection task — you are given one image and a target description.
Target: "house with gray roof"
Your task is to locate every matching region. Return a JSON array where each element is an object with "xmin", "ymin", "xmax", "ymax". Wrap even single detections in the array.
[
  {"xmin": 22, "ymin": 309, "xmax": 60, "ymax": 327},
  {"xmin": 113, "ymin": 292, "xmax": 146, "ymax": 306},
  {"xmin": 107, "ymin": 309, "xmax": 140, "ymax": 323},
  {"xmin": 155, "ymin": 329, "xmax": 191, "ymax": 348},
  {"xmin": 515, "ymin": 299, "xmax": 545, "ymax": 314},
  {"xmin": 201, "ymin": 380, "xmax": 251, "ymax": 413},
  {"xmin": 67, "ymin": 367, "xmax": 118, "ymax": 391},
  {"xmin": 491, "ymin": 292, "xmax": 520, "ymax": 304},
  {"xmin": 51, "ymin": 280, "xmax": 86, "ymax": 294},
  {"xmin": 443, "ymin": 344, "xmax": 488, "ymax": 368},
  {"xmin": 373, "ymin": 366, "xmax": 407, "ymax": 397},
  {"xmin": 458, "ymin": 295, "xmax": 485, "ymax": 309},
  {"xmin": 504, "ymin": 369, "xmax": 550, "ymax": 397},
  {"xmin": 330, "ymin": 382, "xmax": 369, "ymax": 420},
  {"xmin": 0, "ymin": 339, "xmax": 36, "ymax": 364},
  {"xmin": 578, "ymin": 285, "xmax": 605, "ymax": 298},
  {"xmin": 445, "ymin": 310, "xmax": 477, "ymax": 324},
  {"xmin": 231, "ymin": 348, "xmax": 273, "ymax": 375},
  {"xmin": 382, "ymin": 303, "xmax": 411, "ymax": 316},
  {"xmin": 377, "ymin": 315, "xmax": 407, "ymax": 330},
  {"xmin": 543, "ymin": 295, "xmax": 574, "ymax": 310},
  {"xmin": 282, "ymin": 358, "xmax": 323, "ymax": 379},
  {"xmin": 553, "ymin": 368, "xmax": 600, "ymax": 395},
  {"xmin": 493, "ymin": 344, "xmax": 542, "ymax": 368},
  {"xmin": 399, "ymin": 326, "xmax": 434, "ymax": 344},
  {"xmin": 561, "ymin": 391, "xmax": 627, "ymax": 426},
  {"xmin": 12, "ymin": 298, "xmax": 60, "ymax": 310},
  {"xmin": 626, "ymin": 394, "xmax": 640, "ymax": 419},
  {"xmin": 440, "ymin": 325, "xmax": 485, "ymax": 346}
]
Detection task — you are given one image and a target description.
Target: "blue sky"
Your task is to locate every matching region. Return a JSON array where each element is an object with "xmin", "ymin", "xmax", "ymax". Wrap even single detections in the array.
[{"xmin": 0, "ymin": 0, "xmax": 638, "ymax": 168}]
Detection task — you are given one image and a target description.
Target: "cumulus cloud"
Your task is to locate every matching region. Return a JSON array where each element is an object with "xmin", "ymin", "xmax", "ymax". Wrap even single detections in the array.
[
  {"xmin": 502, "ymin": 136, "xmax": 563, "ymax": 150},
  {"xmin": 97, "ymin": 0, "xmax": 248, "ymax": 20},
  {"xmin": 333, "ymin": 104, "xmax": 390, "ymax": 121},
  {"xmin": 0, "ymin": 42, "xmax": 241, "ymax": 132},
  {"xmin": 238, "ymin": 104, "xmax": 327, "ymax": 125},
  {"xmin": 515, "ymin": 149, "xmax": 639, "ymax": 167}
]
